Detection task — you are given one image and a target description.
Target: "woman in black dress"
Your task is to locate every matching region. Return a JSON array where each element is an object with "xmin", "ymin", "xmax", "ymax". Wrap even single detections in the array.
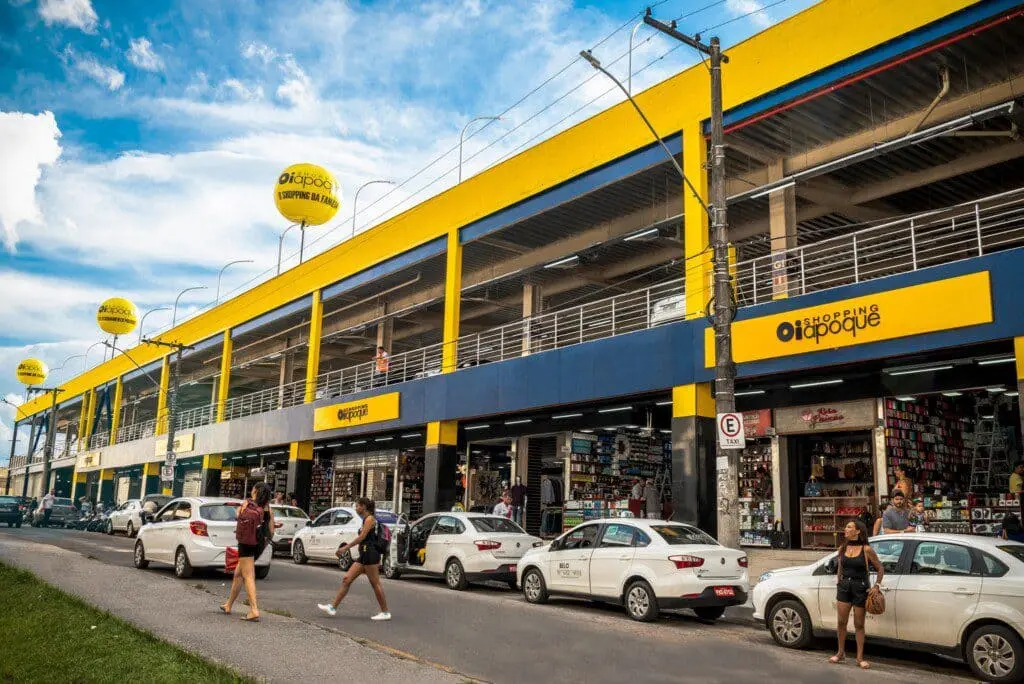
[
  {"xmin": 222, "ymin": 482, "xmax": 274, "ymax": 621},
  {"xmin": 830, "ymin": 519, "xmax": 884, "ymax": 669},
  {"xmin": 318, "ymin": 497, "xmax": 390, "ymax": 621}
]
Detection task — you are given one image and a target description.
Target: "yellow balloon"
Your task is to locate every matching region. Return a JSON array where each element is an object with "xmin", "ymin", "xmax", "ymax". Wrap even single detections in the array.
[
  {"xmin": 16, "ymin": 358, "xmax": 48, "ymax": 386},
  {"xmin": 97, "ymin": 297, "xmax": 139, "ymax": 336},
  {"xmin": 274, "ymin": 163, "xmax": 340, "ymax": 227}
]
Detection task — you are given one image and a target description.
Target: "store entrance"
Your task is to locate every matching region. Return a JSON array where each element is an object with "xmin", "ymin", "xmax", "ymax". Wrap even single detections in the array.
[{"xmin": 463, "ymin": 440, "xmax": 513, "ymax": 512}]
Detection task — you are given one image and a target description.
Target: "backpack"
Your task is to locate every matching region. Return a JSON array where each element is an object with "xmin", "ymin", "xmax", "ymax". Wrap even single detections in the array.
[
  {"xmin": 235, "ymin": 503, "xmax": 264, "ymax": 546},
  {"xmin": 374, "ymin": 520, "xmax": 391, "ymax": 555}
]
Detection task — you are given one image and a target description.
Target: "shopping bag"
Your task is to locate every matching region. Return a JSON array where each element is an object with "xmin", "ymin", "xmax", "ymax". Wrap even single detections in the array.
[{"xmin": 225, "ymin": 546, "xmax": 239, "ymax": 574}]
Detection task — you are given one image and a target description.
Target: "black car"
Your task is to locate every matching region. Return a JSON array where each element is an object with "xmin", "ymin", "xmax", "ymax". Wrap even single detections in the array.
[{"xmin": 0, "ymin": 496, "xmax": 25, "ymax": 528}]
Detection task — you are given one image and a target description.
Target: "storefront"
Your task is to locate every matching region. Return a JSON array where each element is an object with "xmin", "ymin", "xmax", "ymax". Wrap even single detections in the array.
[
  {"xmin": 738, "ymin": 409, "xmax": 775, "ymax": 548},
  {"xmin": 113, "ymin": 466, "xmax": 141, "ymax": 504}
]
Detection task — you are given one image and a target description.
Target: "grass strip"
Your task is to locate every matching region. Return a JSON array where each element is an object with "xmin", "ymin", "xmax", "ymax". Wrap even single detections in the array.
[{"xmin": 0, "ymin": 562, "xmax": 251, "ymax": 684}]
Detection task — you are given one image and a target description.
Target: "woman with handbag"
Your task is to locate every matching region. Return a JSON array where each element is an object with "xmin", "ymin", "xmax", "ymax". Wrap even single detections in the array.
[
  {"xmin": 830, "ymin": 519, "xmax": 884, "ymax": 670},
  {"xmin": 221, "ymin": 483, "xmax": 274, "ymax": 622}
]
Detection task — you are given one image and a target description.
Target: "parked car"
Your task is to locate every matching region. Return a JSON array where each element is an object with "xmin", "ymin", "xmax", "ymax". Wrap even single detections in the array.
[
  {"xmin": 269, "ymin": 505, "xmax": 310, "ymax": 555},
  {"xmin": 31, "ymin": 497, "xmax": 77, "ymax": 527},
  {"xmin": 385, "ymin": 512, "xmax": 541, "ymax": 590},
  {"xmin": 106, "ymin": 495, "xmax": 172, "ymax": 537},
  {"xmin": 132, "ymin": 497, "xmax": 272, "ymax": 580},
  {"xmin": 0, "ymin": 495, "xmax": 25, "ymax": 528},
  {"xmin": 752, "ymin": 533, "xmax": 1024, "ymax": 684},
  {"xmin": 291, "ymin": 507, "xmax": 406, "ymax": 570},
  {"xmin": 518, "ymin": 519, "xmax": 748, "ymax": 622}
]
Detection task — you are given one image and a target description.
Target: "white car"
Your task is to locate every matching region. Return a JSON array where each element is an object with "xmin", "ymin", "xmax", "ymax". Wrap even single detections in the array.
[
  {"xmin": 269, "ymin": 505, "xmax": 310, "ymax": 555},
  {"xmin": 517, "ymin": 519, "xmax": 749, "ymax": 622},
  {"xmin": 752, "ymin": 533, "xmax": 1024, "ymax": 683},
  {"xmin": 132, "ymin": 497, "xmax": 272, "ymax": 580},
  {"xmin": 105, "ymin": 494, "xmax": 173, "ymax": 537},
  {"xmin": 384, "ymin": 512, "xmax": 542, "ymax": 590},
  {"xmin": 291, "ymin": 507, "xmax": 406, "ymax": 569}
]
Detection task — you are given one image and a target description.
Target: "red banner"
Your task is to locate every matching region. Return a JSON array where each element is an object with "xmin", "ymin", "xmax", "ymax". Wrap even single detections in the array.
[{"xmin": 743, "ymin": 409, "xmax": 772, "ymax": 438}]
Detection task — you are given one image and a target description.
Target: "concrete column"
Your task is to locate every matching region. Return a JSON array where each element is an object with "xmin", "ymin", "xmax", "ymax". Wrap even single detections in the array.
[
  {"xmin": 200, "ymin": 454, "xmax": 222, "ymax": 496},
  {"xmin": 768, "ymin": 159, "xmax": 798, "ymax": 300},
  {"xmin": 441, "ymin": 229, "xmax": 462, "ymax": 373},
  {"xmin": 70, "ymin": 471, "xmax": 87, "ymax": 503},
  {"xmin": 77, "ymin": 392, "xmax": 90, "ymax": 451},
  {"xmin": 521, "ymin": 283, "xmax": 543, "ymax": 356},
  {"xmin": 109, "ymin": 376, "xmax": 124, "ymax": 445},
  {"xmin": 287, "ymin": 441, "xmax": 313, "ymax": 511},
  {"xmin": 1015, "ymin": 338, "xmax": 1024, "ymax": 438},
  {"xmin": 424, "ymin": 421, "xmax": 458, "ymax": 513},
  {"xmin": 98, "ymin": 468, "xmax": 115, "ymax": 507},
  {"xmin": 304, "ymin": 290, "xmax": 323, "ymax": 403},
  {"xmin": 278, "ymin": 339, "xmax": 297, "ymax": 408},
  {"xmin": 376, "ymin": 303, "xmax": 394, "ymax": 354},
  {"xmin": 141, "ymin": 462, "xmax": 161, "ymax": 496},
  {"xmin": 671, "ymin": 383, "xmax": 717, "ymax": 535},
  {"xmin": 682, "ymin": 123, "xmax": 712, "ymax": 320},
  {"xmin": 156, "ymin": 356, "xmax": 170, "ymax": 436}
]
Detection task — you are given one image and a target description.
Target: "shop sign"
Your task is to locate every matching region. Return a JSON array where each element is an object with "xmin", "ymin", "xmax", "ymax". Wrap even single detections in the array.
[
  {"xmin": 704, "ymin": 271, "xmax": 992, "ymax": 366},
  {"xmin": 314, "ymin": 392, "xmax": 400, "ymax": 431},
  {"xmin": 743, "ymin": 409, "xmax": 772, "ymax": 438},
  {"xmin": 774, "ymin": 399, "xmax": 876, "ymax": 434},
  {"xmin": 154, "ymin": 433, "xmax": 195, "ymax": 457},
  {"xmin": 77, "ymin": 452, "xmax": 102, "ymax": 469}
]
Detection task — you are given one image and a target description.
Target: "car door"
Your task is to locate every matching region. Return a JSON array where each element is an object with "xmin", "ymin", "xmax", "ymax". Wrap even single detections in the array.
[
  {"xmin": 816, "ymin": 538, "xmax": 905, "ymax": 639},
  {"xmin": 403, "ymin": 515, "xmax": 438, "ymax": 566},
  {"xmin": 167, "ymin": 501, "xmax": 193, "ymax": 559},
  {"xmin": 425, "ymin": 516, "xmax": 465, "ymax": 574},
  {"xmin": 147, "ymin": 502, "xmax": 181, "ymax": 561},
  {"xmin": 325, "ymin": 510, "xmax": 360, "ymax": 559},
  {"xmin": 896, "ymin": 540, "xmax": 981, "ymax": 647},
  {"xmin": 307, "ymin": 510, "xmax": 342, "ymax": 560},
  {"xmin": 121, "ymin": 501, "xmax": 140, "ymax": 531},
  {"xmin": 589, "ymin": 522, "xmax": 639, "ymax": 598},
  {"xmin": 546, "ymin": 524, "xmax": 600, "ymax": 594}
]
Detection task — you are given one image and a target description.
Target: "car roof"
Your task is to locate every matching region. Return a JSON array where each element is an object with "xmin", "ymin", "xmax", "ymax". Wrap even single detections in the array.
[
  {"xmin": 870, "ymin": 532, "xmax": 1023, "ymax": 550},
  {"xmin": 168, "ymin": 497, "xmax": 243, "ymax": 505}
]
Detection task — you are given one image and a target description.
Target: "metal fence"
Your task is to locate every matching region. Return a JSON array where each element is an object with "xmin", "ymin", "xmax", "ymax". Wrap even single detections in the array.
[
  {"xmin": 733, "ymin": 188, "xmax": 1024, "ymax": 306},
  {"xmin": 176, "ymin": 403, "xmax": 216, "ymax": 432},
  {"xmin": 117, "ymin": 418, "xmax": 156, "ymax": 445},
  {"xmin": 220, "ymin": 377, "xmax": 307, "ymax": 422},
  {"xmin": 89, "ymin": 431, "xmax": 110, "ymax": 450}
]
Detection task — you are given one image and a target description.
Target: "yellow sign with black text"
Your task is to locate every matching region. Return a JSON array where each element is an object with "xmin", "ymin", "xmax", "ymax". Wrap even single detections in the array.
[
  {"xmin": 704, "ymin": 272, "xmax": 993, "ymax": 367},
  {"xmin": 154, "ymin": 433, "xmax": 195, "ymax": 457},
  {"xmin": 314, "ymin": 393, "xmax": 400, "ymax": 431}
]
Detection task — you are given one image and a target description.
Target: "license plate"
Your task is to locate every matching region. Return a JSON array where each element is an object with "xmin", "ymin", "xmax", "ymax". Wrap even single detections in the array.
[
  {"xmin": 713, "ymin": 586, "xmax": 735, "ymax": 598},
  {"xmin": 509, "ymin": 564, "xmax": 517, "ymax": 573}
]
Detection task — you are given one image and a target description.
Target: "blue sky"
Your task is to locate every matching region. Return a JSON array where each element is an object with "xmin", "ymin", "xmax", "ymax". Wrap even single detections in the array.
[{"xmin": 0, "ymin": 0, "xmax": 819, "ymax": 461}]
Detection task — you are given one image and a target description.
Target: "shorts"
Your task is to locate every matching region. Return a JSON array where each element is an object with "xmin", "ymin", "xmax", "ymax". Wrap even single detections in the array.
[
  {"xmin": 836, "ymin": 577, "xmax": 869, "ymax": 607},
  {"xmin": 237, "ymin": 543, "xmax": 264, "ymax": 558},
  {"xmin": 358, "ymin": 545, "xmax": 382, "ymax": 566}
]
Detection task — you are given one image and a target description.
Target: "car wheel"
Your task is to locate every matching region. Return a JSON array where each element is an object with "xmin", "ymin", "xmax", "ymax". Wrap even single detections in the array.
[
  {"xmin": 966, "ymin": 624, "xmax": 1024, "ymax": 684},
  {"xmin": 624, "ymin": 580, "xmax": 658, "ymax": 622},
  {"xmin": 174, "ymin": 547, "xmax": 194, "ymax": 579},
  {"xmin": 694, "ymin": 606, "xmax": 726, "ymax": 621},
  {"xmin": 445, "ymin": 559, "xmax": 468, "ymax": 591},
  {"xmin": 768, "ymin": 599, "xmax": 813, "ymax": 649},
  {"xmin": 106, "ymin": 519, "xmax": 114, "ymax": 535},
  {"xmin": 133, "ymin": 541, "xmax": 149, "ymax": 569},
  {"xmin": 522, "ymin": 568, "xmax": 548, "ymax": 604},
  {"xmin": 382, "ymin": 555, "xmax": 401, "ymax": 580},
  {"xmin": 255, "ymin": 565, "xmax": 270, "ymax": 580},
  {"xmin": 338, "ymin": 550, "xmax": 353, "ymax": 571},
  {"xmin": 126, "ymin": 522, "xmax": 135, "ymax": 538},
  {"xmin": 292, "ymin": 540, "xmax": 308, "ymax": 565}
]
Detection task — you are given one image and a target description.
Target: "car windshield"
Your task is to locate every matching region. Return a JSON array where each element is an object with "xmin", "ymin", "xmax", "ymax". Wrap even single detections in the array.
[
  {"xmin": 649, "ymin": 524, "xmax": 718, "ymax": 546},
  {"xmin": 145, "ymin": 496, "xmax": 172, "ymax": 506},
  {"xmin": 200, "ymin": 503, "xmax": 241, "ymax": 521},
  {"xmin": 55, "ymin": 498, "xmax": 73, "ymax": 506},
  {"xmin": 0, "ymin": 496, "xmax": 18, "ymax": 504},
  {"xmin": 374, "ymin": 511, "xmax": 399, "ymax": 524},
  {"xmin": 273, "ymin": 506, "xmax": 308, "ymax": 519},
  {"xmin": 471, "ymin": 517, "xmax": 526, "ymax": 534},
  {"xmin": 998, "ymin": 544, "xmax": 1024, "ymax": 564}
]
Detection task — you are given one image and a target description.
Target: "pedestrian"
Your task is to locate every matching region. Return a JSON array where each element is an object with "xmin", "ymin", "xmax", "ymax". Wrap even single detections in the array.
[
  {"xmin": 881, "ymin": 490, "xmax": 915, "ymax": 534},
  {"xmin": 628, "ymin": 479, "xmax": 643, "ymax": 518},
  {"xmin": 492, "ymin": 494, "xmax": 512, "ymax": 518},
  {"xmin": 642, "ymin": 479, "xmax": 659, "ymax": 520},
  {"xmin": 1001, "ymin": 513, "xmax": 1024, "ymax": 542},
  {"xmin": 318, "ymin": 497, "xmax": 391, "ymax": 621},
  {"xmin": 830, "ymin": 520, "xmax": 884, "ymax": 670},
  {"xmin": 893, "ymin": 465, "xmax": 915, "ymax": 499},
  {"xmin": 287, "ymin": 492, "xmax": 299, "ymax": 508},
  {"xmin": 1010, "ymin": 461, "xmax": 1023, "ymax": 495},
  {"xmin": 273, "ymin": 491, "xmax": 284, "ymax": 505},
  {"xmin": 40, "ymin": 490, "xmax": 55, "ymax": 527},
  {"xmin": 221, "ymin": 482, "xmax": 273, "ymax": 622},
  {"xmin": 373, "ymin": 345, "xmax": 390, "ymax": 387}
]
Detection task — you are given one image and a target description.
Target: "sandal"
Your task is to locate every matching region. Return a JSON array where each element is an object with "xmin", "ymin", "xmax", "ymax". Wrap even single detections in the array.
[
  {"xmin": 241, "ymin": 614, "xmax": 261, "ymax": 622},
  {"xmin": 828, "ymin": 655, "xmax": 846, "ymax": 664},
  {"xmin": 219, "ymin": 605, "xmax": 230, "ymax": 615},
  {"xmin": 858, "ymin": 661, "xmax": 870, "ymax": 670}
]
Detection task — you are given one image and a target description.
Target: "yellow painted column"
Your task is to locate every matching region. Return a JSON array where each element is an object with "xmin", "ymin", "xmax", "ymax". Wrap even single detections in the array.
[
  {"xmin": 1014, "ymin": 337, "xmax": 1024, "ymax": 435},
  {"xmin": 156, "ymin": 355, "xmax": 170, "ymax": 435},
  {"xmin": 109, "ymin": 376, "xmax": 124, "ymax": 445},
  {"xmin": 672, "ymin": 383, "xmax": 715, "ymax": 419},
  {"xmin": 217, "ymin": 331, "xmax": 232, "ymax": 422},
  {"xmin": 77, "ymin": 391, "xmax": 91, "ymax": 450},
  {"xmin": 200, "ymin": 454, "xmax": 223, "ymax": 496},
  {"xmin": 81, "ymin": 388, "xmax": 97, "ymax": 447},
  {"xmin": 441, "ymin": 228, "xmax": 463, "ymax": 373},
  {"xmin": 142, "ymin": 462, "xmax": 161, "ymax": 495},
  {"xmin": 287, "ymin": 441, "xmax": 314, "ymax": 510},
  {"xmin": 70, "ymin": 471, "xmax": 87, "ymax": 502},
  {"xmin": 671, "ymin": 383, "xmax": 716, "ymax": 530},
  {"xmin": 304, "ymin": 290, "xmax": 323, "ymax": 403},
  {"xmin": 425, "ymin": 420, "xmax": 458, "ymax": 513},
  {"xmin": 98, "ymin": 468, "xmax": 115, "ymax": 506},
  {"xmin": 682, "ymin": 123, "xmax": 712, "ymax": 320}
]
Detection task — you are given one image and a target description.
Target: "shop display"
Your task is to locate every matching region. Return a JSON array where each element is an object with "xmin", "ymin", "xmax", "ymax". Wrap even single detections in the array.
[
  {"xmin": 800, "ymin": 496, "xmax": 870, "ymax": 550},
  {"xmin": 400, "ymin": 450, "xmax": 424, "ymax": 519},
  {"xmin": 739, "ymin": 440, "xmax": 774, "ymax": 547},
  {"xmin": 265, "ymin": 462, "xmax": 288, "ymax": 495},
  {"xmin": 968, "ymin": 493, "xmax": 1022, "ymax": 536},
  {"xmin": 219, "ymin": 467, "xmax": 247, "ymax": 499},
  {"xmin": 885, "ymin": 397, "xmax": 971, "ymax": 497},
  {"xmin": 309, "ymin": 459, "xmax": 332, "ymax": 517},
  {"xmin": 333, "ymin": 469, "xmax": 361, "ymax": 506}
]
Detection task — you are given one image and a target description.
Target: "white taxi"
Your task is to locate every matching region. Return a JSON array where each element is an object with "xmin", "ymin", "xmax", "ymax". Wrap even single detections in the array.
[
  {"xmin": 269, "ymin": 505, "xmax": 309, "ymax": 555},
  {"xmin": 133, "ymin": 497, "xmax": 272, "ymax": 579},
  {"xmin": 752, "ymin": 533, "xmax": 1024, "ymax": 683},
  {"xmin": 517, "ymin": 519, "xmax": 749, "ymax": 622},
  {"xmin": 291, "ymin": 507, "xmax": 406, "ymax": 569}
]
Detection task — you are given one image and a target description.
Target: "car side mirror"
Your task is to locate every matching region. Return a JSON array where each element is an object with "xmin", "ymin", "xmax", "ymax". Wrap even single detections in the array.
[
  {"xmin": 142, "ymin": 513, "xmax": 154, "ymax": 524},
  {"xmin": 305, "ymin": 520, "xmax": 312, "ymax": 527},
  {"xmin": 550, "ymin": 540, "xmax": 561, "ymax": 551},
  {"xmin": 825, "ymin": 558, "xmax": 838, "ymax": 575}
]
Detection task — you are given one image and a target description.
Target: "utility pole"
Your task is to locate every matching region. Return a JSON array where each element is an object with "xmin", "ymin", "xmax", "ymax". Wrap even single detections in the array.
[
  {"xmin": 143, "ymin": 338, "xmax": 194, "ymax": 491},
  {"xmin": 21, "ymin": 387, "xmax": 65, "ymax": 498},
  {"xmin": 643, "ymin": 11, "xmax": 740, "ymax": 547}
]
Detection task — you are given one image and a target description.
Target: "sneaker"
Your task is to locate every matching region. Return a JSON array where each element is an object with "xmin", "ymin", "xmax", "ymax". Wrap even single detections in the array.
[
  {"xmin": 370, "ymin": 612, "xmax": 392, "ymax": 621},
  {"xmin": 317, "ymin": 603, "xmax": 337, "ymax": 617}
]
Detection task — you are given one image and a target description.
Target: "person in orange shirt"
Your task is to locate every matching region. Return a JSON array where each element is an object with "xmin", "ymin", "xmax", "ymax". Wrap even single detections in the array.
[{"xmin": 373, "ymin": 345, "xmax": 390, "ymax": 387}]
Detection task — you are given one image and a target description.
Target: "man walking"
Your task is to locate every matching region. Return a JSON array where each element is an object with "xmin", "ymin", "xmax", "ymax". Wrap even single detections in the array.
[{"xmin": 40, "ymin": 489, "xmax": 55, "ymax": 527}]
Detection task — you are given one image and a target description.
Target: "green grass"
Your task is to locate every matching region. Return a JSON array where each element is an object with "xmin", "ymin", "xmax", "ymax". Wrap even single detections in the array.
[{"xmin": 0, "ymin": 563, "xmax": 251, "ymax": 684}]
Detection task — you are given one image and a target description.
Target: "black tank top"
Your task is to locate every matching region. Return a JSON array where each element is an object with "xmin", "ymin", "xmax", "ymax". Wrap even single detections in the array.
[
  {"xmin": 841, "ymin": 545, "xmax": 868, "ymax": 581},
  {"xmin": 359, "ymin": 517, "xmax": 378, "ymax": 553}
]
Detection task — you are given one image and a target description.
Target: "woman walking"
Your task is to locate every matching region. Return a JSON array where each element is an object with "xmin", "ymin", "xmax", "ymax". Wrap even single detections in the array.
[
  {"xmin": 221, "ymin": 482, "xmax": 274, "ymax": 622},
  {"xmin": 830, "ymin": 519, "xmax": 884, "ymax": 669},
  {"xmin": 318, "ymin": 497, "xmax": 391, "ymax": 621}
]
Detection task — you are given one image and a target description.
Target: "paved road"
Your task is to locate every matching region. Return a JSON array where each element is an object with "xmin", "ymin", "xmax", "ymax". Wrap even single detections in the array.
[{"xmin": 0, "ymin": 526, "xmax": 978, "ymax": 684}]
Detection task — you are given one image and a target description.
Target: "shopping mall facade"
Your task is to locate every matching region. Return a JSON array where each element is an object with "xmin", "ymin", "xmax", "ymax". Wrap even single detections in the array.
[{"xmin": 8, "ymin": 0, "xmax": 1024, "ymax": 549}]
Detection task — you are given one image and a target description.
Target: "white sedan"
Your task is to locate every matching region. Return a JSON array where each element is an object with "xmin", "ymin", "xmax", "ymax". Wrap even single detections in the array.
[
  {"xmin": 752, "ymin": 533, "xmax": 1024, "ymax": 683},
  {"xmin": 269, "ymin": 505, "xmax": 309, "ymax": 555},
  {"xmin": 291, "ymin": 507, "xmax": 406, "ymax": 569},
  {"xmin": 105, "ymin": 495, "xmax": 173, "ymax": 537},
  {"xmin": 517, "ymin": 519, "xmax": 749, "ymax": 622},
  {"xmin": 384, "ymin": 512, "xmax": 542, "ymax": 590},
  {"xmin": 133, "ymin": 497, "xmax": 272, "ymax": 580}
]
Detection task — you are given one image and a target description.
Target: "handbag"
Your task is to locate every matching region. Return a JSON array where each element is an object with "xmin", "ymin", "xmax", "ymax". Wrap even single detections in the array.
[
  {"xmin": 225, "ymin": 546, "xmax": 239, "ymax": 574},
  {"xmin": 865, "ymin": 586, "xmax": 886, "ymax": 615}
]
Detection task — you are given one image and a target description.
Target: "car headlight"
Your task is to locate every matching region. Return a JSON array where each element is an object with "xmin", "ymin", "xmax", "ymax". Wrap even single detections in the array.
[{"xmin": 758, "ymin": 572, "xmax": 773, "ymax": 583}]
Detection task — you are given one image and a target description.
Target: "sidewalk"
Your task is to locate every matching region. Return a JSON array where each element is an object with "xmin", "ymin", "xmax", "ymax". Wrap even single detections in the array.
[{"xmin": 0, "ymin": 539, "xmax": 465, "ymax": 684}]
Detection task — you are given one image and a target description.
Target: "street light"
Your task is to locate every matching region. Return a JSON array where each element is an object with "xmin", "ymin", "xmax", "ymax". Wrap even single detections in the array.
[
  {"xmin": 277, "ymin": 223, "xmax": 300, "ymax": 275},
  {"xmin": 0, "ymin": 396, "xmax": 28, "ymax": 420},
  {"xmin": 628, "ymin": 21, "xmax": 645, "ymax": 95},
  {"xmin": 54, "ymin": 354, "xmax": 85, "ymax": 383},
  {"xmin": 172, "ymin": 286, "xmax": 208, "ymax": 327},
  {"xmin": 216, "ymin": 260, "xmax": 254, "ymax": 303},
  {"xmin": 138, "ymin": 307, "xmax": 171, "ymax": 345},
  {"xmin": 82, "ymin": 341, "xmax": 106, "ymax": 373},
  {"xmin": 459, "ymin": 116, "xmax": 503, "ymax": 182},
  {"xmin": 352, "ymin": 180, "xmax": 395, "ymax": 237}
]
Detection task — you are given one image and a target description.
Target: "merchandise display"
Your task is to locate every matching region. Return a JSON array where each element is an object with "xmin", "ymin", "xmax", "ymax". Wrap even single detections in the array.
[
  {"xmin": 400, "ymin": 450, "xmax": 424, "ymax": 519},
  {"xmin": 800, "ymin": 496, "xmax": 870, "ymax": 550},
  {"xmin": 968, "ymin": 493, "xmax": 1022, "ymax": 536},
  {"xmin": 739, "ymin": 440, "xmax": 774, "ymax": 547},
  {"xmin": 884, "ymin": 397, "xmax": 971, "ymax": 496},
  {"xmin": 332, "ymin": 468, "xmax": 361, "ymax": 506},
  {"xmin": 309, "ymin": 458, "xmax": 332, "ymax": 517}
]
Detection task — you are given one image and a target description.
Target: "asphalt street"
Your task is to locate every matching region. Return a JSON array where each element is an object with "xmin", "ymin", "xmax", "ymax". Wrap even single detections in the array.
[{"xmin": 0, "ymin": 526, "xmax": 980, "ymax": 684}]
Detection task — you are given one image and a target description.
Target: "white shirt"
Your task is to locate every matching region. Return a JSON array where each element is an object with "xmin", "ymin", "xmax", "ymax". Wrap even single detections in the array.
[
  {"xmin": 492, "ymin": 501, "xmax": 511, "ymax": 518},
  {"xmin": 41, "ymin": 493, "xmax": 55, "ymax": 510}
]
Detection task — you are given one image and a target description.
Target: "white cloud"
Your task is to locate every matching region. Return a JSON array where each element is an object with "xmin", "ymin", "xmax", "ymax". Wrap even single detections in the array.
[
  {"xmin": 0, "ymin": 110, "xmax": 62, "ymax": 250},
  {"xmin": 725, "ymin": 0, "xmax": 774, "ymax": 29},
  {"xmin": 38, "ymin": 0, "xmax": 98, "ymax": 33},
  {"xmin": 242, "ymin": 41, "xmax": 278, "ymax": 64},
  {"xmin": 127, "ymin": 37, "xmax": 164, "ymax": 72},
  {"xmin": 220, "ymin": 78, "xmax": 264, "ymax": 102},
  {"xmin": 70, "ymin": 52, "xmax": 126, "ymax": 91},
  {"xmin": 275, "ymin": 56, "xmax": 315, "ymax": 108}
]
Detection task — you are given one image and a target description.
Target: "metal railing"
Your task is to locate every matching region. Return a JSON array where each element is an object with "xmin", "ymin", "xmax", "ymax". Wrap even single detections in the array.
[
  {"xmin": 316, "ymin": 344, "xmax": 445, "ymax": 400},
  {"xmin": 89, "ymin": 431, "xmax": 110, "ymax": 450},
  {"xmin": 220, "ymin": 377, "xmax": 307, "ymax": 423},
  {"xmin": 733, "ymin": 188, "xmax": 1024, "ymax": 305},
  {"xmin": 176, "ymin": 403, "xmax": 216, "ymax": 432},
  {"xmin": 116, "ymin": 418, "xmax": 156, "ymax": 445}
]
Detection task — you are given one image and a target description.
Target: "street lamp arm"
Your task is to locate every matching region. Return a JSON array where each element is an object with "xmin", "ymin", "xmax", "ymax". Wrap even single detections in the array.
[
  {"xmin": 0, "ymin": 397, "xmax": 29, "ymax": 420},
  {"xmin": 138, "ymin": 307, "xmax": 171, "ymax": 345},
  {"xmin": 172, "ymin": 286, "xmax": 208, "ymax": 327},
  {"xmin": 277, "ymin": 223, "xmax": 300, "ymax": 275},
  {"xmin": 216, "ymin": 259, "xmax": 255, "ymax": 303},
  {"xmin": 352, "ymin": 180, "xmax": 396, "ymax": 237},
  {"xmin": 103, "ymin": 341, "xmax": 162, "ymax": 392},
  {"xmin": 458, "ymin": 115, "xmax": 504, "ymax": 182}
]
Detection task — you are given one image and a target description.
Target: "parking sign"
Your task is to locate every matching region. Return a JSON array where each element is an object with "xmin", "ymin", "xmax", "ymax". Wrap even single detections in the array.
[{"xmin": 717, "ymin": 412, "xmax": 745, "ymax": 450}]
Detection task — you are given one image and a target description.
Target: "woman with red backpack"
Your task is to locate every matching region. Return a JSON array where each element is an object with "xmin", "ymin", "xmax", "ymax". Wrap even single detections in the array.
[
  {"xmin": 318, "ymin": 497, "xmax": 391, "ymax": 621},
  {"xmin": 221, "ymin": 482, "xmax": 274, "ymax": 622}
]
